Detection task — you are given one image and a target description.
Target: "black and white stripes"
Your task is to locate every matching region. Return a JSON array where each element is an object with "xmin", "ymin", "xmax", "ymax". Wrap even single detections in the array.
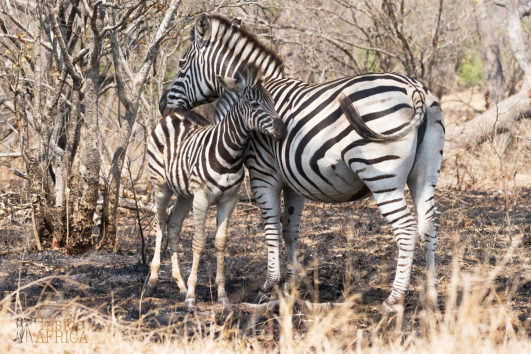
[
  {"xmin": 146, "ymin": 65, "xmax": 286, "ymax": 309},
  {"xmin": 159, "ymin": 14, "xmax": 445, "ymax": 311}
]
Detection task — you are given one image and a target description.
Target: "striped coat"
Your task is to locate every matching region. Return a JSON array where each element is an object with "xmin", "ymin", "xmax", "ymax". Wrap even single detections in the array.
[{"xmin": 160, "ymin": 14, "xmax": 445, "ymax": 312}]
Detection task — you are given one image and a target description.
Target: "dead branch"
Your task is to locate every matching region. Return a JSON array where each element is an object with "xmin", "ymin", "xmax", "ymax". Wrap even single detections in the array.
[{"xmin": 446, "ymin": 0, "xmax": 530, "ymax": 151}]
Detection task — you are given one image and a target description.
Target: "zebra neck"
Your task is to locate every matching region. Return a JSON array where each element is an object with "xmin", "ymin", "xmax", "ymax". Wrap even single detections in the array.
[{"xmin": 214, "ymin": 104, "xmax": 250, "ymax": 164}]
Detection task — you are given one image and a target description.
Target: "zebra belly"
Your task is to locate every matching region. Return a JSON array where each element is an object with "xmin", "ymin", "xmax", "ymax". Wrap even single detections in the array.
[
  {"xmin": 189, "ymin": 170, "xmax": 244, "ymax": 203},
  {"xmin": 284, "ymin": 158, "xmax": 367, "ymax": 203}
]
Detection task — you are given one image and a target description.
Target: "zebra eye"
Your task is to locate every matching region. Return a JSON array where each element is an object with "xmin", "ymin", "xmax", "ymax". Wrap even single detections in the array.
[
  {"xmin": 250, "ymin": 102, "xmax": 260, "ymax": 109},
  {"xmin": 178, "ymin": 59, "xmax": 186, "ymax": 67}
]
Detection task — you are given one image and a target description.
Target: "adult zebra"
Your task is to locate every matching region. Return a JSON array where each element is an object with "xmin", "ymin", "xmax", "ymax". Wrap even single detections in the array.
[
  {"xmin": 146, "ymin": 65, "xmax": 286, "ymax": 308},
  {"xmin": 160, "ymin": 14, "xmax": 445, "ymax": 311}
]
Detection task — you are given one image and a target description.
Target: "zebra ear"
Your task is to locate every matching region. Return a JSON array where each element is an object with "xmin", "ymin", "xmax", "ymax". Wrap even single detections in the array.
[
  {"xmin": 231, "ymin": 18, "xmax": 242, "ymax": 28},
  {"xmin": 195, "ymin": 14, "xmax": 211, "ymax": 45},
  {"xmin": 217, "ymin": 75, "xmax": 244, "ymax": 94},
  {"xmin": 235, "ymin": 64, "xmax": 261, "ymax": 87}
]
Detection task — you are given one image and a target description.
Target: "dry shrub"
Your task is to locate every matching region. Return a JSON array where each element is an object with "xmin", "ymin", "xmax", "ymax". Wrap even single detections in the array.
[
  {"xmin": 440, "ymin": 90, "xmax": 531, "ymax": 192},
  {"xmin": 448, "ymin": 119, "xmax": 530, "ymax": 191}
]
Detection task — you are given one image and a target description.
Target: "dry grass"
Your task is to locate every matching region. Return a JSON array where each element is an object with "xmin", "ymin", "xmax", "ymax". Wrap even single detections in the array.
[
  {"xmin": 1, "ymin": 247, "xmax": 529, "ymax": 353},
  {"xmin": 440, "ymin": 89, "xmax": 531, "ymax": 191}
]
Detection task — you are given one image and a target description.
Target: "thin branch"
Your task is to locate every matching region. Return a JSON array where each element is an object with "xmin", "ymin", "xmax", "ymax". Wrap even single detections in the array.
[
  {"xmin": 0, "ymin": 95, "xmax": 15, "ymax": 113},
  {"xmin": 44, "ymin": 0, "xmax": 82, "ymax": 82},
  {"xmin": 126, "ymin": 160, "xmax": 146, "ymax": 265},
  {"xmin": 101, "ymin": 0, "xmax": 146, "ymax": 36},
  {"xmin": 110, "ymin": 10, "xmax": 131, "ymax": 109},
  {"xmin": 131, "ymin": 0, "xmax": 182, "ymax": 104},
  {"xmin": 0, "ymin": 152, "xmax": 22, "ymax": 157}
]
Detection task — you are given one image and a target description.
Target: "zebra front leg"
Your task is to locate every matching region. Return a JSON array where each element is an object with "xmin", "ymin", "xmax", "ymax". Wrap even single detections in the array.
[
  {"xmin": 373, "ymin": 191, "xmax": 418, "ymax": 313},
  {"xmin": 250, "ymin": 178, "xmax": 282, "ymax": 302},
  {"xmin": 214, "ymin": 194, "xmax": 239, "ymax": 310},
  {"xmin": 282, "ymin": 187, "xmax": 305, "ymax": 291},
  {"xmin": 145, "ymin": 182, "xmax": 173, "ymax": 297},
  {"xmin": 167, "ymin": 197, "xmax": 193, "ymax": 298},
  {"xmin": 185, "ymin": 190, "xmax": 209, "ymax": 309}
]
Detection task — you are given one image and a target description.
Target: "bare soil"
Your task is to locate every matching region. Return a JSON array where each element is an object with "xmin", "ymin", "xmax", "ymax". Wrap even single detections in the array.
[{"xmin": 1, "ymin": 185, "xmax": 530, "ymax": 337}]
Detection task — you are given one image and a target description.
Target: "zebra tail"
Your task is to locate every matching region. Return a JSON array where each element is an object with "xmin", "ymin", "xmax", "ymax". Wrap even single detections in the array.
[{"xmin": 338, "ymin": 90, "xmax": 426, "ymax": 143}]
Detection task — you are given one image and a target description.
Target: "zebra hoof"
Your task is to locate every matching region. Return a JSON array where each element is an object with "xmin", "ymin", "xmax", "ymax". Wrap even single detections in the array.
[
  {"xmin": 217, "ymin": 297, "xmax": 232, "ymax": 312},
  {"xmin": 177, "ymin": 289, "xmax": 188, "ymax": 301},
  {"xmin": 144, "ymin": 285, "xmax": 156, "ymax": 297},
  {"xmin": 185, "ymin": 298, "xmax": 196, "ymax": 311},
  {"xmin": 379, "ymin": 299, "xmax": 403, "ymax": 315},
  {"xmin": 379, "ymin": 301, "xmax": 393, "ymax": 315},
  {"xmin": 255, "ymin": 291, "xmax": 270, "ymax": 304}
]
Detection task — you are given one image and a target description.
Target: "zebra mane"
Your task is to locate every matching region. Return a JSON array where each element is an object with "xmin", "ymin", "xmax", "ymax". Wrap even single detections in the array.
[
  {"xmin": 214, "ymin": 64, "xmax": 263, "ymax": 124},
  {"xmin": 233, "ymin": 63, "xmax": 262, "ymax": 88},
  {"xmin": 191, "ymin": 14, "xmax": 284, "ymax": 75}
]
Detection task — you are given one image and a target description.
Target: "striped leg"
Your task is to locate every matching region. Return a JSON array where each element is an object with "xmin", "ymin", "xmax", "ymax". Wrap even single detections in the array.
[
  {"xmin": 145, "ymin": 182, "xmax": 173, "ymax": 297},
  {"xmin": 250, "ymin": 177, "xmax": 282, "ymax": 301},
  {"xmin": 185, "ymin": 190, "xmax": 209, "ymax": 309},
  {"xmin": 214, "ymin": 194, "xmax": 239, "ymax": 310},
  {"xmin": 282, "ymin": 187, "xmax": 305, "ymax": 289},
  {"xmin": 407, "ymin": 105, "xmax": 444, "ymax": 293},
  {"xmin": 372, "ymin": 190, "xmax": 418, "ymax": 311},
  {"xmin": 167, "ymin": 197, "xmax": 192, "ymax": 296},
  {"xmin": 410, "ymin": 184, "xmax": 437, "ymax": 285}
]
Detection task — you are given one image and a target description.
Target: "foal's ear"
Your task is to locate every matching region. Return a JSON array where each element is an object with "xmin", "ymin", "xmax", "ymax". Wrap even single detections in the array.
[
  {"xmin": 216, "ymin": 75, "xmax": 244, "ymax": 94},
  {"xmin": 194, "ymin": 14, "xmax": 211, "ymax": 45}
]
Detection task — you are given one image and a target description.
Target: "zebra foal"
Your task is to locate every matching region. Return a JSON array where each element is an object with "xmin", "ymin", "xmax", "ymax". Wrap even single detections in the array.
[{"xmin": 145, "ymin": 65, "xmax": 286, "ymax": 309}]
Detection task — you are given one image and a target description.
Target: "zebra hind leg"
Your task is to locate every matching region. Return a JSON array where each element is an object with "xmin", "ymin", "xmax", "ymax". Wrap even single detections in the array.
[
  {"xmin": 408, "ymin": 169, "xmax": 439, "ymax": 306},
  {"xmin": 407, "ymin": 101, "xmax": 444, "ymax": 305},
  {"xmin": 372, "ymin": 190, "xmax": 418, "ymax": 313},
  {"xmin": 145, "ymin": 182, "xmax": 173, "ymax": 297},
  {"xmin": 411, "ymin": 185, "xmax": 437, "ymax": 308},
  {"xmin": 250, "ymin": 178, "xmax": 282, "ymax": 303}
]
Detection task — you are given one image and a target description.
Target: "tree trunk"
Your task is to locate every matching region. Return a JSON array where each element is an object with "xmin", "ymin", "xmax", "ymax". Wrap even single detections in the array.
[
  {"xmin": 99, "ymin": 110, "xmax": 134, "ymax": 250},
  {"xmin": 68, "ymin": 68, "xmax": 101, "ymax": 253},
  {"xmin": 67, "ymin": 3, "xmax": 105, "ymax": 253},
  {"xmin": 475, "ymin": 0, "xmax": 505, "ymax": 108},
  {"xmin": 98, "ymin": 0, "xmax": 182, "ymax": 250}
]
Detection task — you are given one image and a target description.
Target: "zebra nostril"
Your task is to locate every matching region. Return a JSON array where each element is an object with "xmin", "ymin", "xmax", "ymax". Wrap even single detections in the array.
[{"xmin": 272, "ymin": 118, "xmax": 287, "ymax": 140}]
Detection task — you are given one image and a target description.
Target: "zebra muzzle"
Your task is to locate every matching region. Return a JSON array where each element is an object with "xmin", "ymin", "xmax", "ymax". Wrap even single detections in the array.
[
  {"xmin": 271, "ymin": 118, "xmax": 287, "ymax": 140},
  {"xmin": 159, "ymin": 89, "xmax": 169, "ymax": 115}
]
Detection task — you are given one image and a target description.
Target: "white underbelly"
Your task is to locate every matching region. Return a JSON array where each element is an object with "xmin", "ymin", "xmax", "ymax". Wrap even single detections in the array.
[{"xmin": 287, "ymin": 159, "xmax": 368, "ymax": 202}]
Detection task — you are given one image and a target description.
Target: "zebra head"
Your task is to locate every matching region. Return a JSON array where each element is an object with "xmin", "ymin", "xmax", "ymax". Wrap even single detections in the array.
[
  {"xmin": 159, "ymin": 15, "xmax": 214, "ymax": 113},
  {"xmin": 159, "ymin": 14, "xmax": 283, "ymax": 115},
  {"xmin": 217, "ymin": 65, "xmax": 286, "ymax": 141}
]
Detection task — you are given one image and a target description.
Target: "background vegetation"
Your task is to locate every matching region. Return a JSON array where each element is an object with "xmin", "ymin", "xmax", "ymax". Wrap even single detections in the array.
[{"xmin": 0, "ymin": 0, "xmax": 529, "ymax": 352}]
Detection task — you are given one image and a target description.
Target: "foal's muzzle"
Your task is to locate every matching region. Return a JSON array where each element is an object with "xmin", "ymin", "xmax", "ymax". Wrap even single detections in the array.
[{"xmin": 271, "ymin": 118, "xmax": 287, "ymax": 140}]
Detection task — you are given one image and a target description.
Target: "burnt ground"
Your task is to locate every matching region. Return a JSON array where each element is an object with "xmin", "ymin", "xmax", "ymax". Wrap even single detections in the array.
[{"xmin": 0, "ymin": 185, "xmax": 530, "ymax": 337}]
